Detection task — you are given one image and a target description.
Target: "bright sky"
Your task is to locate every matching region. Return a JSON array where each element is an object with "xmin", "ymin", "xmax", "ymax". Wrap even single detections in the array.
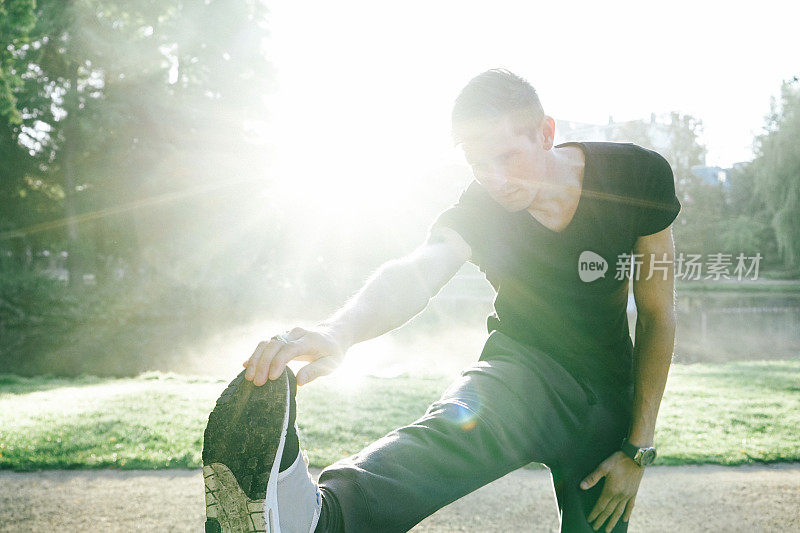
[{"xmin": 266, "ymin": 0, "xmax": 798, "ymax": 188}]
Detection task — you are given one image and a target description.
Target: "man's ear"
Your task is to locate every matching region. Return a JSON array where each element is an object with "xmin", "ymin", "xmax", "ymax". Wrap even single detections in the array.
[{"xmin": 540, "ymin": 116, "xmax": 556, "ymax": 150}]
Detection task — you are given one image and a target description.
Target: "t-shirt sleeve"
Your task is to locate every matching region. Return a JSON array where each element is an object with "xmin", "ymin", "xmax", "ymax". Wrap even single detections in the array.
[
  {"xmin": 428, "ymin": 181, "xmax": 499, "ymax": 265},
  {"xmin": 429, "ymin": 181, "xmax": 481, "ymax": 242},
  {"xmin": 635, "ymin": 151, "xmax": 682, "ymax": 236}
]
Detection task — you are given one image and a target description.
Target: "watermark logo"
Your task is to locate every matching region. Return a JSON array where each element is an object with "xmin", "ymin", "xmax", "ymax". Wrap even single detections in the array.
[
  {"xmin": 578, "ymin": 251, "xmax": 608, "ymax": 282},
  {"xmin": 611, "ymin": 252, "xmax": 762, "ymax": 281},
  {"xmin": 674, "ymin": 252, "xmax": 762, "ymax": 281}
]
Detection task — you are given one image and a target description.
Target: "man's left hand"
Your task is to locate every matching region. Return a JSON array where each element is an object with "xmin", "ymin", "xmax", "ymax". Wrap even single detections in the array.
[{"xmin": 580, "ymin": 451, "xmax": 644, "ymax": 532}]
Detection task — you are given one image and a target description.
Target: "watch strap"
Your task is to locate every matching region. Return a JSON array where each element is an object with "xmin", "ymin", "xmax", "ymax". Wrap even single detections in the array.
[
  {"xmin": 620, "ymin": 438, "xmax": 656, "ymax": 466},
  {"xmin": 620, "ymin": 438, "xmax": 641, "ymax": 461}
]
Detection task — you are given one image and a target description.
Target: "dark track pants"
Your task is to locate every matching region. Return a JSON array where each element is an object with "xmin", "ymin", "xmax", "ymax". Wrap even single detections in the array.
[{"xmin": 317, "ymin": 331, "xmax": 635, "ymax": 532}]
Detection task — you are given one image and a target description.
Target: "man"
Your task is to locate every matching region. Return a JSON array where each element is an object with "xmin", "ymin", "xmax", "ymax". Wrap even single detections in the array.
[{"xmin": 201, "ymin": 69, "xmax": 679, "ymax": 533}]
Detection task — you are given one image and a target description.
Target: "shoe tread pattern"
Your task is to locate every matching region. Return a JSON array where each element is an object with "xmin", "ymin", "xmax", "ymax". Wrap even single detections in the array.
[
  {"xmin": 204, "ymin": 463, "xmax": 266, "ymax": 533},
  {"xmin": 202, "ymin": 369, "xmax": 290, "ymax": 501}
]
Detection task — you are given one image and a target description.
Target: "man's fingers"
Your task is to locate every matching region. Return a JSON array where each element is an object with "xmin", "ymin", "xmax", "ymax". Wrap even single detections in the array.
[
  {"xmin": 296, "ymin": 357, "xmax": 339, "ymax": 386},
  {"xmin": 587, "ymin": 488, "xmax": 614, "ymax": 522},
  {"xmin": 245, "ymin": 341, "xmax": 268, "ymax": 381},
  {"xmin": 247, "ymin": 328, "xmax": 343, "ymax": 386},
  {"xmin": 604, "ymin": 499, "xmax": 627, "ymax": 532},
  {"xmin": 592, "ymin": 495, "xmax": 622, "ymax": 531},
  {"xmin": 267, "ymin": 341, "xmax": 308, "ymax": 381},
  {"xmin": 581, "ymin": 463, "xmax": 608, "ymax": 490},
  {"xmin": 286, "ymin": 327, "xmax": 307, "ymax": 341},
  {"xmin": 622, "ymin": 496, "xmax": 635, "ymax": 523},
  {"xmin": 253, "ymin": 340, "xmax": 285, "ymax": 386}
]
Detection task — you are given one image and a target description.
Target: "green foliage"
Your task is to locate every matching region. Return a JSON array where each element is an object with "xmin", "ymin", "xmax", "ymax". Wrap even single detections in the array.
[
  {"xmin": 0, "ymin": 0, "xmax": 40, "ymax": 244},
  {"xmin": 717, "ymin": 215, "xmax": 774, "ymax": 257},
  {"xmin": 662, "ymin": 112, "xmax": 708, "ymax": 191},
  {"xmin": 609, "ymin": 108, "xmax": 789, "ymax": 266},
  {"xmin": 610, "ymin": 112, "xmax": 717, "ymax": 255},
  {"xmin": 752, "ymin": 77, "xmax": 800, "ymax": 268},
  {"xmin": 0, "ymin": 268, "xmax": 274, "ymax": 376},
  {"xmin": 656, "ymin": 113, "xmax": 724, "ymax": 256},
  {"xmin": 0, "ymin": 0, "xmax": 37, "ymax": 123},
  {"xmin": 1, "ymin": 0, "xmax": 276, "ymax": 286},
  {"xmin": 611, "ymin": 111, "xmax": 707, "ymax": 194}
]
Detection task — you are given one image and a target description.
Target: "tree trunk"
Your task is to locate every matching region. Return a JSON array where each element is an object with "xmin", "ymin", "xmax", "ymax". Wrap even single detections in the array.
[{"xmin": 62, "ymin": 71, "xmax": 85, "ymax": 287}]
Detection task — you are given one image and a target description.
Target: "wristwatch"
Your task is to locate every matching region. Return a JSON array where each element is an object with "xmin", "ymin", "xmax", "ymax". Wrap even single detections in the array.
[{"xmin": 620, "ymin": 438, "xmax": 657, "ymax": 467}]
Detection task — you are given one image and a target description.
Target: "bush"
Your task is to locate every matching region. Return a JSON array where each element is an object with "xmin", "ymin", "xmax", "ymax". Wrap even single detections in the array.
[{"xmin": 0, "ymin": 269, "xmax": 269, "ymax": 377}]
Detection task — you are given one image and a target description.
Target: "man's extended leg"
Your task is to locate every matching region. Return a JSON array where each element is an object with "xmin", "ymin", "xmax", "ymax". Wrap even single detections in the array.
[
  {"xmin": 316, "ymin": 332, "xmax": 599, "ymax": 533},
  {"xmin": 202, "ymin": 331, "xmax": 631, "ymax": 533}
]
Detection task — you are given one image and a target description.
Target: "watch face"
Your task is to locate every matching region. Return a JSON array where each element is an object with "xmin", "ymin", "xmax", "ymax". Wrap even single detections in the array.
[{"xmin": 642, "ymin": 448, "xmax": 656, "ymax": 465}]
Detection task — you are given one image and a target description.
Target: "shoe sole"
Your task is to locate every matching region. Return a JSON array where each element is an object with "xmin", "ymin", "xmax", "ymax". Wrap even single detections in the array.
[{"xmin": 202, "ymin": 369, "xmax": 291, "ymax": 533}]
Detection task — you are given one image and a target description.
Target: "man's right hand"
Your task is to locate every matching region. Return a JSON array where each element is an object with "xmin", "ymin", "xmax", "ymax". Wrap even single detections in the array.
[
  {"xmin": 243, "ymin": 326, "xmax": 347, "ymax": 387},
  {"xmin": 242, "ymin": 227, "xmax": 470, "ymax": 388}
]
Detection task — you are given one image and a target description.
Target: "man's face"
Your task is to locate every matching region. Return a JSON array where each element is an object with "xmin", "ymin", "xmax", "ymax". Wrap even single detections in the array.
[{"xmin": 461, "ymin": 116, "xmax": 549, "ymax": 212}]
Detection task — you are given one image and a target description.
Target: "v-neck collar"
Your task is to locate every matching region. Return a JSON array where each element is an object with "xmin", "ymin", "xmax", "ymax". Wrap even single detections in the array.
[{"xmin": 516, "ymin": 141, "xmax": 590, "ymax": 235}]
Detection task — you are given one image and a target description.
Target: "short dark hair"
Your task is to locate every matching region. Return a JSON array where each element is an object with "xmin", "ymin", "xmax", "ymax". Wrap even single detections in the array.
[{"xmin": 451, "ymin": 69, "xmax": 545, "ymax": 144}]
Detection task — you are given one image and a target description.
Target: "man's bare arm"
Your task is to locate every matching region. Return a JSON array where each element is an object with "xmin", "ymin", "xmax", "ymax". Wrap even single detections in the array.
[
  {"xmin": 627, "ymin": 224, "xmax": 678, "ymax": 448},
  {"xmin": 581, "ymin": 226, "xmax": 677, "ymax": 531},
  {"xmin": 320, "ymin": 226, "xmax": 472, "ymax": 350},
  {"xmin": 244, "ymin": 226, "xmax": 472, "ymax": 386}
]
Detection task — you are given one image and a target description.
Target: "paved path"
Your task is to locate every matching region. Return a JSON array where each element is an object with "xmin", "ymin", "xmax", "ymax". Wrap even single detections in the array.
[{"xmin": 1, "ymin": 463, "xmax": 798, "ymax": 532}]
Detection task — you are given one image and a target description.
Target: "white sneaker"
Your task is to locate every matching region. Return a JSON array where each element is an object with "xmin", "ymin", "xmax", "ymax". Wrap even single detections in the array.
[
  {"xmin": 202, "ymin": 368, "xmax": 320, "ymax": 533},
  {"xmin": 274, "ymin": 449, "xmax": 321, "ymax": 533}
]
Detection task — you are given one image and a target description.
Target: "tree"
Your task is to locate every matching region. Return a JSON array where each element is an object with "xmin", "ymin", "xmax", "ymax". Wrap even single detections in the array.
[
  {"xmin": 0, "ymin": 0, "xmax": 38, "ymax": 269},
  {"xmin": 0, "ymin": 0, "xmax": 37, "ymax": 124},
  {"xmin": 752, "ymin": 77, "xmax": 800, "ymax": 269},
  {"xmin": 2, "ymin": 0, "xmax": 275, "ymax": 285},
  {"xmin": 711, "ymin": 161, "xmax": 775, "ymax": 261},
  {"xmin": 1, "ymin": 0, "xmax": 283, "ymax": 376},
  {"xmin": 610, "ymin": 112, "xmax": 712, "ymax": 253}
]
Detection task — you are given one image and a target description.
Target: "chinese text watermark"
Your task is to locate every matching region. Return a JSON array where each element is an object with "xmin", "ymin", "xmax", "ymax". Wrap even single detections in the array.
[{"xmin": 613, "ymin": 252, "xmax": 762, "ymax": 281}]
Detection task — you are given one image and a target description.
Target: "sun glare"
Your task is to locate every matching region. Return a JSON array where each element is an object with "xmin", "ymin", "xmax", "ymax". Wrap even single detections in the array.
[{"xmin": 268, "ymin": 100, "xmax": 450, "ymax": 224}]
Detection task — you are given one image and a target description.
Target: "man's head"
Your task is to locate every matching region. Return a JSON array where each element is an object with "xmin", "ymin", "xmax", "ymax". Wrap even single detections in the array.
[
  {"xmin": 452, "ymin": 69, "xmax": 545, "ymax": 145},
  {"xmin": 451, "ymin": 69, "xmax": 557, "ymax": 212}
]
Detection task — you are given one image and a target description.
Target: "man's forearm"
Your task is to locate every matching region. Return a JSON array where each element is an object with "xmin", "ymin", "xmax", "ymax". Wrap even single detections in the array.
[
  {"xmin": 318, "ymin": 257, "xmax": 434, "ymax": 351},
  {"xmin": 627, "ymin": 311, "xmax": 676, "ymax": 447}
]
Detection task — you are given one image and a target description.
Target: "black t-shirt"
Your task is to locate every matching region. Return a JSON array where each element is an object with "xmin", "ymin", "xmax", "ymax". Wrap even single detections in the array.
[{"xmin": 430, "ymin": 141, "xmax": 681, "ymax": 396}]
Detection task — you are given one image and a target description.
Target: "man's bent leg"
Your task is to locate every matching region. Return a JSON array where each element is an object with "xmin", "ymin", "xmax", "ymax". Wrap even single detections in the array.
[
  {"xmin": 551, "ymin": 391, "xmax": 634, "ymax": 533},
  {"xmin": 317, "ymin": 340, "xmax": 595, "ymax": 532}
]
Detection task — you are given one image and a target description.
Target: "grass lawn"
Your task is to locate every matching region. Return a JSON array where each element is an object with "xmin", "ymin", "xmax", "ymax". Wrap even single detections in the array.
[{"xmin": 1, "ymin": 359, "xmax": 798, "ymax": 471}]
